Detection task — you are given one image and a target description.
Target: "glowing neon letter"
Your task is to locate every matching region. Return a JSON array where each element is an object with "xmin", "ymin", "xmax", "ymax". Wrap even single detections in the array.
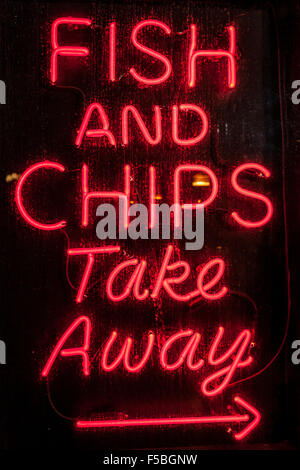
[
  {"xmin": 50, "ymin": 17, "xmax": 91, "ymax": 84},
  {"xmin": 149, "ymin": 166, "xmax": 157, "ymax": 229},
  {"xmin": 130, "ymin": 20, "xmax": 171, "ymax": 85},
  {"xmin": 77, "ymin": 395, "xmax": 261, "ymax": 440},
  {"xmin": 174, "ymin": 165, "xmax": 218, "ymax": 227},
  {"xmin": 15, "ymin": 161, "xmax": 66, "ymax": 231},
  {"xmin": 208, "ymin": 327, "xmax": 252, "ymax": 367},
  {"xmin": 197, "ymin": 258, "xmax": 228, "ymax": 300},
  {"xmin": 231, "ymin": 163, "xmax": 273, "ymax": 228},
  {"xmin": 122, "ymin": 105, "xmax": 162, "ymax": 145},
  {"xmin": 76, "ymin": 103, "xmax": 116, "ymax": 147},
  {"xmin": 81, "ymin": 164, "xmax": 130, "ymax": 228},
  {"xmin": 68, "ymin": 246, "xmax": 120, "ymax": 303},
  {"xmin": 172, "ymin": 104, "xmax": 208, "ymax": 146},
  {"xmin": 188, "ymin": 24, "xmax": 236, "ymax": 88},
  {"xmin": 160, "ymin": 330, "xmax": 204, "ymax": 371},
  {"xmin": 101, "ymin": 331, "xmax": 154, "ymax": 372},
  {"xmin": 106, "ymin": 259, "xmax": 149, "ymax": 302},
  {"xmin": 201, "ymin": 328, "xmax": 252, "ymax": 396},
  {"xmin": 151, "ymin": 245, "xmax": 199, "ymax": 302},
  {"xmin": 109, "ymin": 22, "xmax": 116, "ymax": 81},
  {"xmin": 41, "ymin": 316, "xmax": 91, "ymax": 377}
]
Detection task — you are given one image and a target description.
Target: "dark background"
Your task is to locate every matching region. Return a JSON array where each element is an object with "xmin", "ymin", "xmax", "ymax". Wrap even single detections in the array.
[{"xmin": 0, "ymin": 0, "xmax": 299, "ymax": 453}]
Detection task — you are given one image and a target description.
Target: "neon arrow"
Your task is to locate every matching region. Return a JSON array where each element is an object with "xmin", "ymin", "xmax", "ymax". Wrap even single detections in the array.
[{"xmin": 76, "ymin": 396, "xmax": 261, "ymax": 440}]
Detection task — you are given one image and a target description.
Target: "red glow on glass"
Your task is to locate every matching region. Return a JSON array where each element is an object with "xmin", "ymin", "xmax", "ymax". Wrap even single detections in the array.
[
  {"xmin": 201, "ymin": 329, "xmax": 252, "ymax": 397},
  {"xmin": 132, "ymin": 260, "xmax": 149, "ymax": 301},
  {"xmin": 15, "ymin": 161, "xmax": 67, "ymax": 231},
  {"xmin": 150, "ymin": 246, "xmax": 226, "ymax": 302},
  {"xmin": 233, "ymin": 396, "xmax": 261, "ymax": 440},
  {"xmin": 160, "ymin": 330, "xmax": 204, "ymax": 371},
  {"xmin": 106, "ymin": 259, "xmax": 149, "ymax": 302},
  {"xmin": 172, "ymin": 104, "xmax": 208, "ymax": 146},
  {"xmin": 174, "ymin": 165, "xmax": 218, "ymax": 228},
  {"xmin": 208, "ymin": 326, "xmax": 251, "ymax": 365},
  {"xmin": 104, "ymin": 246, "xmax": 227, "ymax": 303},
  {"xmin": 41, "ymin": 315, "xmax": 91, "ymax": 377},
  {"xmin": 81, "ymin": 163, "xmax": 130, "ymax": 228},
  {"xmin": 197, "ymin": 258, "xmax": 228, "ymax": 300},
  {"xmin": 50, "ymin": 17, "xmax": 91, "ymax": 84},
  {"xmin": 159, "ymin": 259, "xmax": 199, "ymax": 302},
  {"xmin": 130, "ymin": 20, "xmax": 172, "ymax": 85},
  {"xmin": 101, "ymin": 331, "xmax": 155, "ymax": 372},
  {"xmin": 186, "ymin": 333, "xmax": 204, "ymax": 371},
  {"xmin": 151, "ymin": 245, "xmax": 173, "ymax": 299},
  {"xmin": 149, "ymin": 165, "xmax": 156, "ymax": 229},
  {"xmin": 76, "ymin": 395, "xmax": 260, "ymax": 441},
  {"xmin": 68, "ymin": 246, "xmax": 120, "ymax": 303},
  {"xmin": 188, "ymin": 24, "xmax": 236, "ymax": 88},
  {"xmin": 35, "ymin": 16, "xmax": 269, "ymax": 445},
  {"xmin": 75, "ymin": 103, "xmax": 116, "ymax": 147},
  {"xmin": 122, "ymin": 105, "xmax": 162, "ymax": 145},
  {"xmin": 231, "ymin": 163, "xmax": 273, "ymax": 228},
  {"xmin": 109, "ymin": 22, "xmax": 116, "ymax": 82},
  {"xmin": 42, "ymin": 316, "xmax": 254, "ymax": 404}
]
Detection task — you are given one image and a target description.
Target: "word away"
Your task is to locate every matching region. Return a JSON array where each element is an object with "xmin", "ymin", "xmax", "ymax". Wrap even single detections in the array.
[{"xmin": 41, "ymin": 315, "xmax": 253, "ymax": 398}]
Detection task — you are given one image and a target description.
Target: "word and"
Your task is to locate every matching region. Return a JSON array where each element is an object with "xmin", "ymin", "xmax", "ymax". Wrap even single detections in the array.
[{"xmin": 75, "ymin": 102, "xmax": 209, "ymax": 148}]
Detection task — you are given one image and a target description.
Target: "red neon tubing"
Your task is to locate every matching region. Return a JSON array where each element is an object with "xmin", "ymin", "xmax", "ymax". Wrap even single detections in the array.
[
  {"xmin": 174, "ymin": 165, "xmax": 218, "ymax": 227},
  {"xmin": 109, "ymin": 22, "xmax": 116, "ymax": 82},
  {"xmin": 76, "ymin": 103, "xmax": 116, "ymax": 147},
  {"xmin": 76, "ymin": 395, "xmax": 261, "ymax": 441},
  {"xmin": 172, "ymin": 104, "xmax": 209, "ymax": 146},
  {"xmin": 122, "ymin": 105, "xmax": 162, "ymax": 145},
  {"xmin": 81, "ymin": 163, "xmax": 130, "ymax": 228},
  {"xmin": 41, "ymin": 315, "xmax": 91, "ymax": 377},
  {"xmin": 188, "ymin": 24, "xmax": 236, "ymax": 88},
  {"xmin": 68, "ymin": 246, "xmax": 120, "ymax": 303},
  {"xmin": 101, "ymin": 331, "xmax": 154, "ymax": 372},
  {"xmin": 51, "ymin": 17, "xmax": 91, "ymax": 84},
  {"xmin": 15, "ymin": 161, "xmax": 67, "ymax": 231},
  {"xmin": 197, "ymin": 258, "xmax": 228, "ymax": 300},
  {"xmin": 231, "ymin": 163, "xmax": 273, "ymax": 228}
]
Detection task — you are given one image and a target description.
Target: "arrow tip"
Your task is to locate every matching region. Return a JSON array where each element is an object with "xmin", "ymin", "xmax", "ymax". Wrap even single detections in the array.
[{"xmin": 233, "ymin": 396, "xmax": 261, "ymax": 440}]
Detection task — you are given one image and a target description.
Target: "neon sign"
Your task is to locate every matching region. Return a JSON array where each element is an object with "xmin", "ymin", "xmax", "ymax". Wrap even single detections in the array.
[
  {"xmin": 76, "ymin": 395, "xmax": 260, "ymax": 442},
  {"xmin": 50, "ymin": 18, "xmax": 236, "ymax": 88},
  {"xmin": 15, "ymin": 161, "xmax": 273, "ymax": 231},
  {"xmin": 14, "ymin": 12, "xmax": 279, "ymax": 445}
]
